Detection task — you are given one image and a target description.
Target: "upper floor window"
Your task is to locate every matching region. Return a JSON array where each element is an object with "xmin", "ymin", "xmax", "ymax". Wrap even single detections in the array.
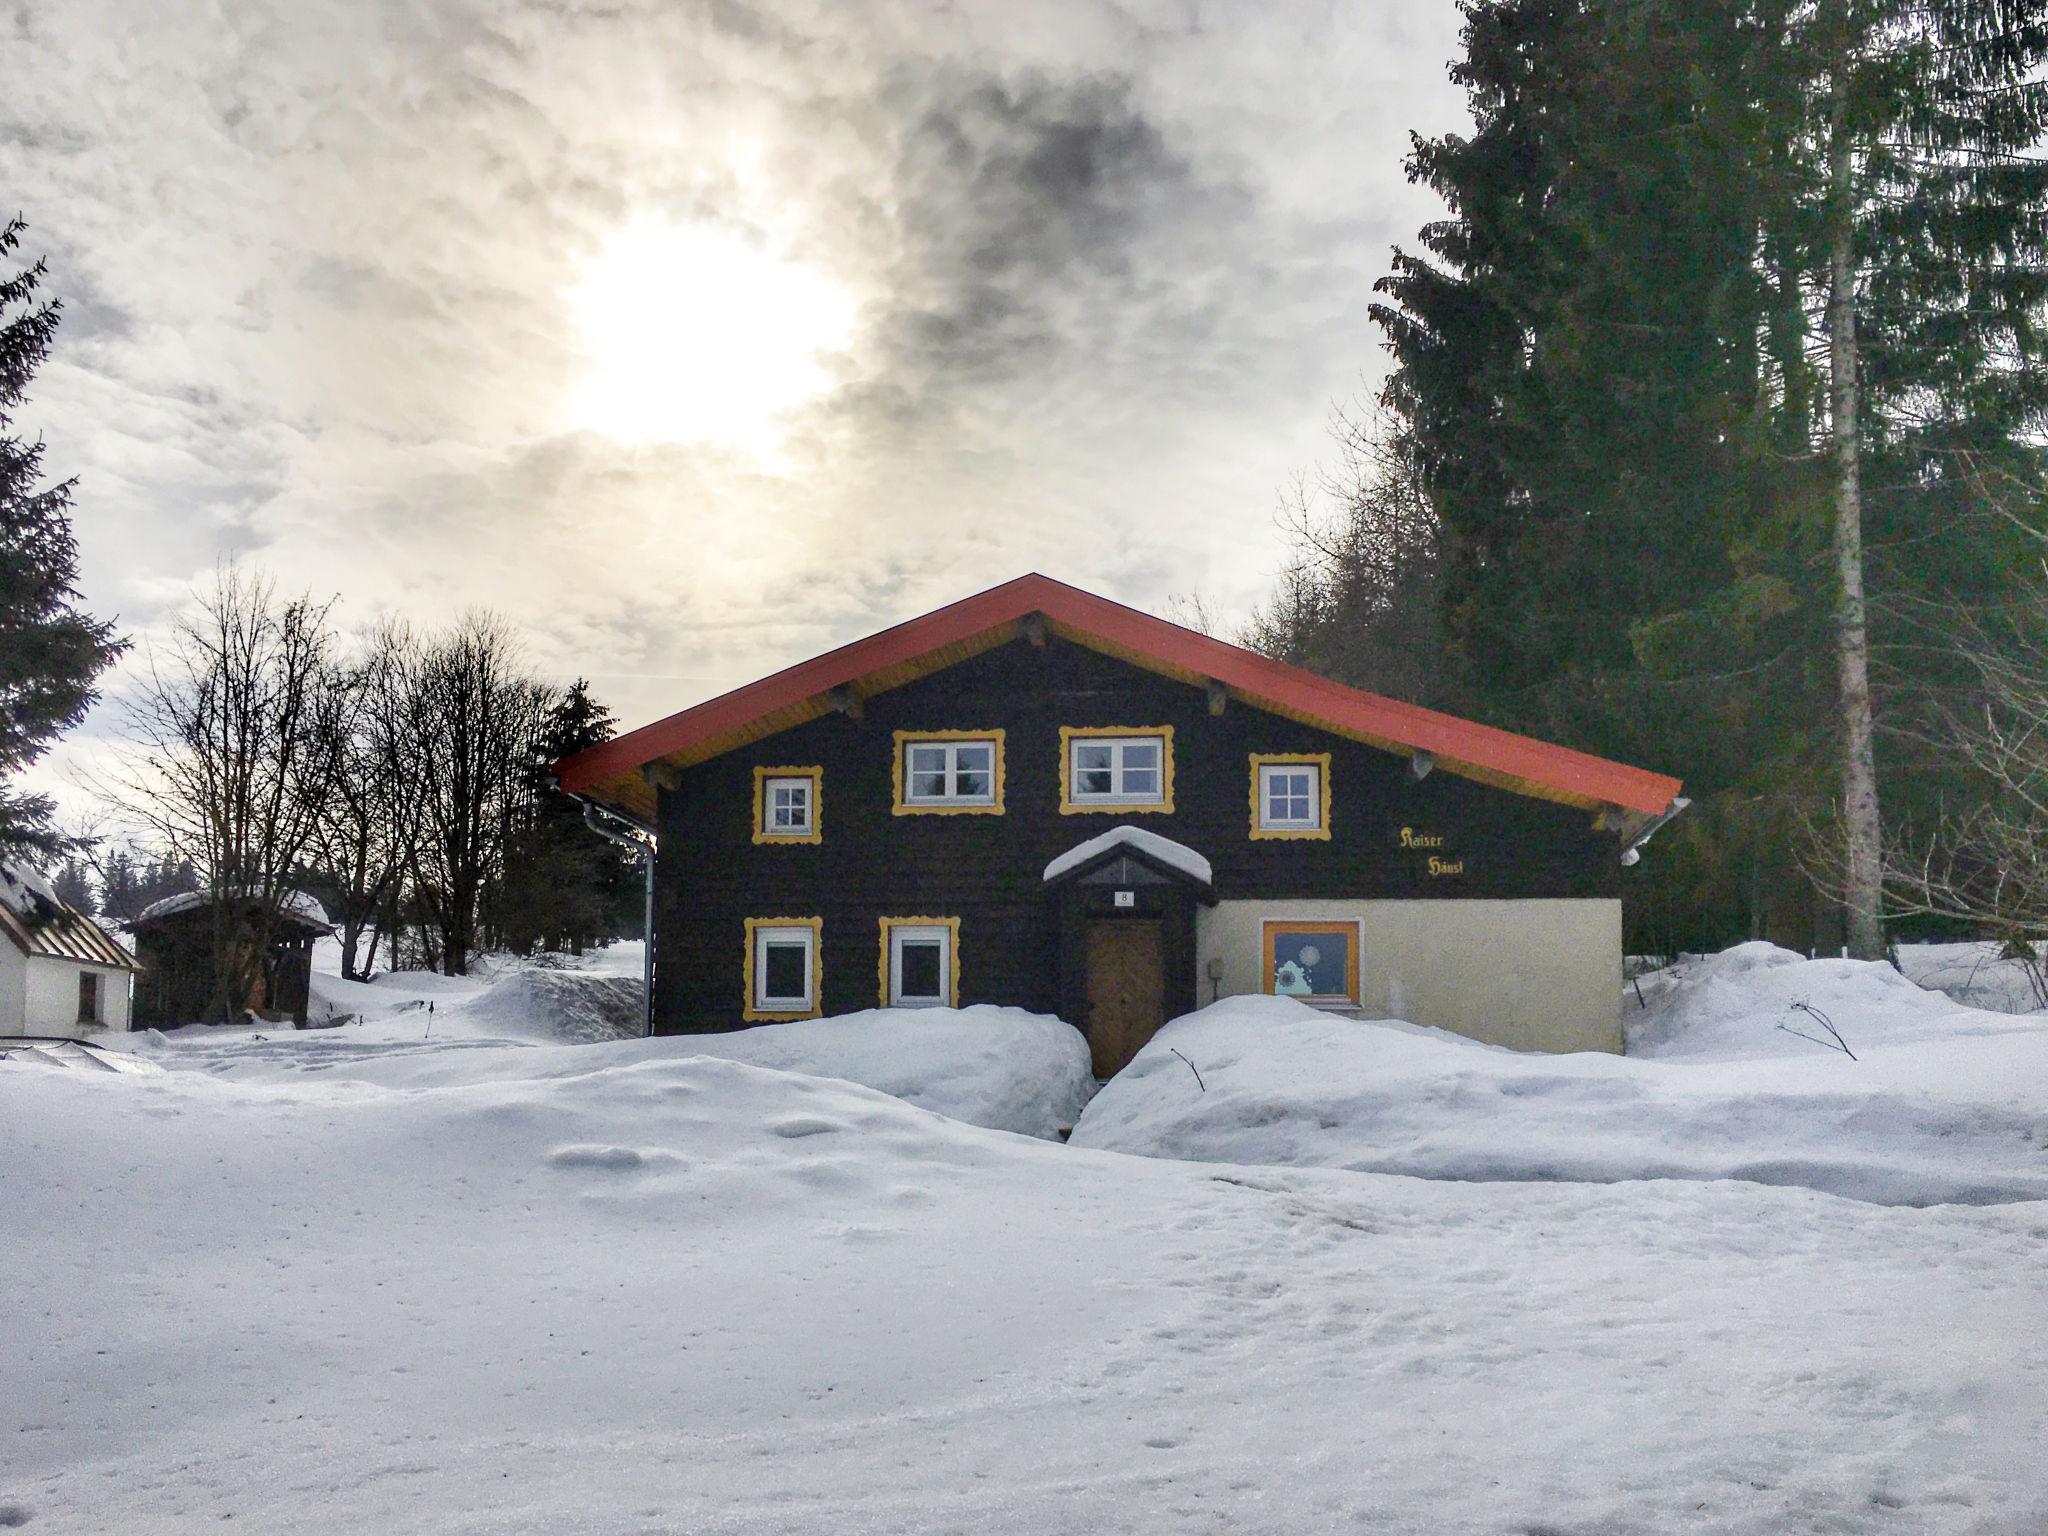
[
  {"xmin": 753, "ymin": 766, "xmax": 822, "ymax": 844},
  {"xmin": 1061, "ymin": 726, "xmax": 1175, "ymax": 814},
  {"xmin": 1250, "ymin": 753, "xmax": 1331, "ymax": 840},
  {"xmin": 894, "ymin": 731, "xmax": 1006, "ymax": 814}
]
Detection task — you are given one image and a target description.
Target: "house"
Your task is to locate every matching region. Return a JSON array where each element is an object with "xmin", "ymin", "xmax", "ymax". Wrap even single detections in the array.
[
  {"xmin": 554, "ymin": 574, "xmax": 1684, "ymax": 1070},
  {"xmin": 0, "ymin": 862, "xmax": 140, "ymax": 1037},
  {"xmin": 129, "ymin": 889, "xmax": 332, "ymax": 1028}
]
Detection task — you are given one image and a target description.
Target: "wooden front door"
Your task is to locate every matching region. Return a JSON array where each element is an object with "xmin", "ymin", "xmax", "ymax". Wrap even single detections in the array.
[{"xmin": 1084, "ymin": 920, "xmax": 1165, "ymax": 1077}]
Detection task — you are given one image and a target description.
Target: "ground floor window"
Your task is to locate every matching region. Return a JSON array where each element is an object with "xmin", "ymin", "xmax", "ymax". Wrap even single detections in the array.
[
  {"xmin": 744, "ymin": 917, "xmax": 823, "ymax": 1021},
  {"xmin": 78, "ymin": 971, "xmax": 101, "ymax": 1024},
  {"xmin": 1261, "ymin": 919, "xmax": 1360, "ymax": 1007},
  {"xmin": 878, "ymin": 916, "xmax": 960, "ymax": 1008}
]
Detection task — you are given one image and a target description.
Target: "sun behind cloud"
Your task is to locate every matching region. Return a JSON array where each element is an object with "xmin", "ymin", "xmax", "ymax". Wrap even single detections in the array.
[{"xmin": 565, "ymin": 220, "xmax": 856, "ymax": 456}]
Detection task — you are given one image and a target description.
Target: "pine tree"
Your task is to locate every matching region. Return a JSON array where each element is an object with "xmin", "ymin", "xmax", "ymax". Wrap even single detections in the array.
[
  {"xmin": 50, "ymin": 856, "xmax": 93, "ymax": 912},
  {"xmin": 1779, "ymin": 0, "xmax": 2048, "ymax": 955},
  {"xmin": 0, "ymin": 217, "xmax": 124, "ymax": 858}
]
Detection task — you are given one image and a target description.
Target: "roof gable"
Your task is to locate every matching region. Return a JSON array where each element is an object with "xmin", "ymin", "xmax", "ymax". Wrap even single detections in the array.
[{"xmin": 554, "ymin": 573, "xmax": 1683, "ymax": 830}]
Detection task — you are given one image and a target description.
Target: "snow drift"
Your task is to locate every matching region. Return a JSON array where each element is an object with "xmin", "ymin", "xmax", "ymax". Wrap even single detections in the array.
[
  {"xmin": 4, "ymin": 1039, "xmax": 2044, "ymax": 1534},
  {"xmin": 1073, "ymin": 952, "xmax": 2048, "ymax": 1206}
]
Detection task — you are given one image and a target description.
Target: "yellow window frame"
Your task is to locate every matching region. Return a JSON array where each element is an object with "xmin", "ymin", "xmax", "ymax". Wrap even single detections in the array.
[
  {"xmin": 752, "ymin": 765, "xmax": 823, "ymax": 845},
  {"xmin": 1248, "ymin": 752, "xmax": 1333, "ymax": 840},
  {"xmin": 892, "ymin": 730, "xmax": 1007, "ymax": 815},
  {"xmin": 1059, "ymin": 725, "xmax": 1176, "ymax": 815},
  {"xmin": 743, "ymin": 916, "xmax": 824, "ymax": 1022},
  {"xmin": 876, "ymin": 916, "xmax": 962, "ymax": 1008}
]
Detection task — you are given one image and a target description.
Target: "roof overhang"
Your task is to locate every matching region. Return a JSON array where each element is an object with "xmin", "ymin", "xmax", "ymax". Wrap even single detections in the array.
[{"xmin": 556, "ymin": 573, "xmax": 1684, "ymax": 832}]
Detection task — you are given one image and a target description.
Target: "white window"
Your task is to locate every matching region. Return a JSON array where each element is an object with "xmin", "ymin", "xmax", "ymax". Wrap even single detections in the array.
[
  {"xmin": 1068, "ymin": 734, "xmax": 1167, "ymax": 805},
  {"xmin": 751, "ymin": 923, "xmax": 817, "ymax": 1014},
  {"xmin": 886, "ymin": 923, "xmax": 954, "ymax": 1008},
  {"xmin": 903, "ymin": 739, "xmax": 997, "ymax": 806},
  {"xmin": 1259, "ymin": 762, "xmax": 1322, "ymax": 831},
  {"xmin": 763, "ymin": 776, "xmax": 813, "ymax": 836}
]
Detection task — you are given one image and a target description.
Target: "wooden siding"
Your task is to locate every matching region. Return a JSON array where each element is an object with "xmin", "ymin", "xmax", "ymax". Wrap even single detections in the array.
[{"xmin": 650, "ymin": 635, "xmax": 1618, "ymax": 1034}]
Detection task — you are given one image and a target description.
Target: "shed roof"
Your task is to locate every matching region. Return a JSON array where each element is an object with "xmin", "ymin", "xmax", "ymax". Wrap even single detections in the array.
[{"xmin": 554, "ymin": 573, "xmax": 1684, "ymax": 834}]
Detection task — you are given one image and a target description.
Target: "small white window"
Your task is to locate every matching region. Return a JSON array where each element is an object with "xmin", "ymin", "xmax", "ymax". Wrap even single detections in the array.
[
  {"xmin": 764, "ymin": 777, "xmax": 813, "ymax": 835},
  {"xmin": 1259, "ymin": 762, "xmax": 1322, "ymax": 831},
  {"xmin": 887, "ymin": 923, "xmax": 953, "ymax": 1008},
  {"xmin": 903, "ymin": 740, "xmax": 997, "ymax": 806},
  {"xmin": 752, "ymin": 924, "xmax": 817, "ymax": 1014},
  {"xmin": 1068, "ymin": 734, "xmax": 1167, "ymax": 805}
]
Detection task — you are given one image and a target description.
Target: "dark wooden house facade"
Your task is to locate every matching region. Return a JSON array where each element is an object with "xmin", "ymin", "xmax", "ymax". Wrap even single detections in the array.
[{"xmin": 557, "ymin": 576, "xmax": 1684, "ymax": 1068}]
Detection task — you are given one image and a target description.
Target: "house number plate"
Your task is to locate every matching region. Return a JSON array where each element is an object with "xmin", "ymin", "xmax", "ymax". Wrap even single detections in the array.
[{"xmin": 1114, "ymin": 890, "xmax": 1135, "ymax": 908}]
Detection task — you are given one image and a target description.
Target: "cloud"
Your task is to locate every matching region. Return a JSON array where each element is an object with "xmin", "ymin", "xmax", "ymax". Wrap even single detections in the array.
[{"xmin": 3, "ymin": 0, "xmax": 1466, "ymax": 823}]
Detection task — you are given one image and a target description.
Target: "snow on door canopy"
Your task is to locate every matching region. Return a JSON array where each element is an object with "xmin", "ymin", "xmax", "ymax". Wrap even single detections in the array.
[{"xmin": 1042, "ymin": 825, "xmax": 1213, "ymax": 885}]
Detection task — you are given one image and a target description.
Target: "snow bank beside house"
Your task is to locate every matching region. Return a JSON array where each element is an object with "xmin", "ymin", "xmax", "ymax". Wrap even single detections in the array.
[
  {"xmin": 144, "ymin": 977, "xmax": 1093, "ymax": 1139},
  {"xmin": 4, "ymin": 1043, "xmax": 2045, "ymax": 1534},
  {"xmin": 1073, "ymin": 974, "xmax": 2048, "ymax": 1205}
]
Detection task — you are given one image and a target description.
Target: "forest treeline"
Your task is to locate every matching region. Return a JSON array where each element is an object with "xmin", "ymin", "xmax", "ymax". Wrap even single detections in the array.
[{"xmin": 1247, "ymin": 0, "xmax": 2048, "ymax": 957}]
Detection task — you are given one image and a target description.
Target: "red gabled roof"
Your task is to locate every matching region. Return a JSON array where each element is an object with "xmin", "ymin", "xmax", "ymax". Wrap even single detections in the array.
[{"xmin": 555, "ymin": 573, "xmax": 1682, "ymax": 829}]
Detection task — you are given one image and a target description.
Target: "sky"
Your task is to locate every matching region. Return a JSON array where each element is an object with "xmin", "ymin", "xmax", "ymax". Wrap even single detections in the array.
[{"xmin": 4, "ymin": 0, "xmax": 1466, "ymax": 814}]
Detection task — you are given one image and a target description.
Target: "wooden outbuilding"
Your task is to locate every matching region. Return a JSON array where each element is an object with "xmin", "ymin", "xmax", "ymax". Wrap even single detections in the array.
[{"xmin": 129, "ymin": 890, "xmax": 332, "ymax": 1028}]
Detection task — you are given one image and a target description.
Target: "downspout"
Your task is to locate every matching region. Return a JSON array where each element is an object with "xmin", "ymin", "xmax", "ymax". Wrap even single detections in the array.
[
  {"xmin": 1621, "ymin": 796, "xmax": 1691, "ymax": 867},
  {"xmin": 577, "ymin": 798, "xmax": 658, "ymax": 1037}
]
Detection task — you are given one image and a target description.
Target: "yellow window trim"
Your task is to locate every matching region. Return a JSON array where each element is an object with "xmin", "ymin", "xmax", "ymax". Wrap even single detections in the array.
[
  {"xmin": 743, "ymin": 916, "xmax": 823, "ymax": 1022},
  {"xmin": 876, "ymin": 916, "xmax": 962, "ymax": 1008},
  {"xmin": 1248, "ymin": 752, "xmax": 1333, "ymax": 840},
  {"xmin": 752, "ymin": 765, "xmax": 823, "ymax": 845},
  {"xmin": 1260, "ymin": 918, "xmax": 1361, "ymax": 1004},
  {"xmin": 1058, "ymin": 724, "xmax": 1176, "ymax": 815},
  {"xmin": 892, "ymin": 729, "xmax": 1007, "ymax": 815}
]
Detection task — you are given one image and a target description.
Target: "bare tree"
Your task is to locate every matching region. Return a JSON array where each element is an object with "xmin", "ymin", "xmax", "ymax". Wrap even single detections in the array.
[
  {"xmin": 405, "ymin": 612, "xmax": 549, "ymax": 975},
  {"xmin": 1242, "ymin": 401, "xmax": 1450, "ymax": 706},
  {"xmin": 102, "ymin": 568, "xmax": 344, "ymax": 1018},
  {"xmin": 305, "ymin": 621, "xmax": 427, "ymax": 979}
]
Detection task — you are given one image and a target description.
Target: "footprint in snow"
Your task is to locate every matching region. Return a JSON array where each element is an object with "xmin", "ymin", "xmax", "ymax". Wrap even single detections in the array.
[
  {"xmin": 546, "ymin": 1144, "xmax": 684, "ymax": 1172},
  {"xmin": 769, "ymin": 1115, "xmax": 845, "ymax": 1139}
]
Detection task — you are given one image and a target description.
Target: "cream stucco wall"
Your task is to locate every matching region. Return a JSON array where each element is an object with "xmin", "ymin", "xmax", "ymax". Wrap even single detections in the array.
[{"xmin": 1195, "ymin": 898, "xmax": 1623, "ymax": 1054}]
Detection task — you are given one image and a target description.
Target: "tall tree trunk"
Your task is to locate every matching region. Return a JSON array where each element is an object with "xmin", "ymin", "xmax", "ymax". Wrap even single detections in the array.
[{"xmin": 1827, "ymin": 66, "xmax": 1885, "ymax": 960}]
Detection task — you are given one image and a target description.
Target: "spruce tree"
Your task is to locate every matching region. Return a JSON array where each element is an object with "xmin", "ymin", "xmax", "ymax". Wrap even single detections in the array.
[{"xmin": 0, "ymin": 216, "xmax": 122, "ymax": 859}]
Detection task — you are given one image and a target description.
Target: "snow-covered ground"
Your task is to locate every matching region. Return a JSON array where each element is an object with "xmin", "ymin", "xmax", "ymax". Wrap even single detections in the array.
[
  {"xmin": 5, "ymin": 940, "xmax": 2047, "ymax": 1531},
  {"xmin": 134, "ymin": 945, "xmax": 1095, "ymax": 1141},
  {"xmin": 1074, "ymin": 944, "xmax": 2048, "ymax": 1206}
]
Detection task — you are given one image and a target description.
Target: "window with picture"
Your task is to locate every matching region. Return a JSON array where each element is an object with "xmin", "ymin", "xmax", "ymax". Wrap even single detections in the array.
[
  {"xmin": 1061, "ymin": 727, "xmax": 1174, "ymax": 812},
  {"xmin": 879, "ymin": 917, "xmax": 959, "ymax": 1008},
  {"xmin": 1250, "ymin": 753, "xmax": 1330, "ymax": 839},
  {"xmin": 745, "ymin": 918, "xmax": 821, "ymax": 1020},
  {"xmin": 1261, "ymin": 919, "xmax": 1360, "ymax": 1007},
  {"xmin": 894, "ymin": 732, "xmax": 1004, "ymax": 813},
  {"xmin": 753, "ymin": 766, "xmax": 822, "ymax": 843}
]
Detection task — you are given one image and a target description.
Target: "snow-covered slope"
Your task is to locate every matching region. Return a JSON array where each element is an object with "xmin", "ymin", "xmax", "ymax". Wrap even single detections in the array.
[
  {"xmin": 4, "ymin": 1049, "xmax": 2044, "ymax": 1534},
  {"xmin": 1073, "ymin": 953, "xmax": 2048, "ymax": 1205}
]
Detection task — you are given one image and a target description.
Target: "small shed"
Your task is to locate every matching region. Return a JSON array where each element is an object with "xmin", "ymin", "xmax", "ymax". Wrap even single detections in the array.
[
  {"xmin": 0, "ymin": 862, "xmax": 140, "ymax": 1037},
  {"xmin": 129, "ymin": 889, "xmax": 332, "ymax": 1028}
]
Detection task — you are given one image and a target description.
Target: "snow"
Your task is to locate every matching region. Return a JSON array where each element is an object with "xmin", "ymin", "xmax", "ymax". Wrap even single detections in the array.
[
  {"xmin": 1073, "ymin": 949, "xmax": 2048, "ymax": 1206},
  {"xmin": 1042, "ymin": 824, "xmax": 1213, "ymax": 886},
  {"xmin": 0, "ymin": 858, "xmax": 60, "ymax": 916},
  {"xmin": 140, "ymin": 959, "xmax": 1095, "ymax": 1141},
  {"xmin": 4, "ymin": 1038, "xmax": 2045, "ymax": 1533},
  {"xmin": 9, "ymin": 941, "xmax": 2048, "ymax": 1530},
  {"xmin": 1897, "ymin": 939, "xmax": 2047, "ymax": 1014},
  {"xmin": 132, "ymin": 887, "xmax": 332, "ymax": 929}
]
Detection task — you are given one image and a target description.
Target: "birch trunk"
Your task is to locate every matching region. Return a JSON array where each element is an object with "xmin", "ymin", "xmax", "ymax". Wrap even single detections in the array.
[{"xmin": 1827, "ymin": 68, "xmax": 1885, "ymax": 960}]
